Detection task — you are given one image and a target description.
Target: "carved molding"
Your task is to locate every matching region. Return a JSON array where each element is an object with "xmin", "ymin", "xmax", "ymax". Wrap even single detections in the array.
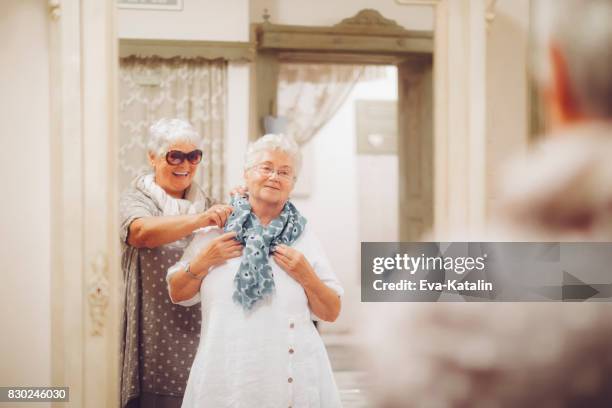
[
  {"xmin": 262, "ymin": 8, "xmax": 271, "ymax": 23},
  {"xmin": 334, "ymin": 9, "xmax": 408, "ymax": 32},
  {"xmin": 395, "ymin": 0, "xmax": 441, "ymax": 5},
  {"xmin": 486, "ymin": 0, "xmax": 498, "ymax": 30},
  {"xmin": 254, "ymin": 9, "xmax": 433, "ymax": 54},
  {"xmin": 88, "ymin": 253, "xmax": 110, "ymax": 336},
  {"xmin": 48, "ymin": 0, "xmax": 61, "ymax": 20}
]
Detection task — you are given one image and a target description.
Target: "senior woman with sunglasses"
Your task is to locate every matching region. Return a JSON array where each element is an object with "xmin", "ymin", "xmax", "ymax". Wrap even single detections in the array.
[
  {"xmin": 167, "ymin": 133, "xmax": 343, "ymax": 407},
  {"xmin": 119, "ymin": 118, "xmax": 243, "ymax": 408}
]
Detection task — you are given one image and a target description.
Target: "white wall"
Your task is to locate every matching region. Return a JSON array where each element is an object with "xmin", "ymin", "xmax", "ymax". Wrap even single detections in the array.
[
  {"xmin": 224, "ymin": 63, "xmax": 250, "ymax": 192},
  {"xmin": 0, "ymin": 0, "xmax": 52, "ymax": 397},
  {"xmin": 118, "ymin": 0, "xmax": 249, "ymax": 41},
  {"xmin": 292, "ymin": 67, "xmax": 398, "ymax": 334},
  {"xmin": 486, "ymin": 0, "xmax": 530, "ymax": 209}
]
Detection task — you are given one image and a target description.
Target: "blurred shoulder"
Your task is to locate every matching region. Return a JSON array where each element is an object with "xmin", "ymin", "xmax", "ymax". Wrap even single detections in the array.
[{"xmin": 494, "ymin": 124, "xmax": 612, "ymax": 240}]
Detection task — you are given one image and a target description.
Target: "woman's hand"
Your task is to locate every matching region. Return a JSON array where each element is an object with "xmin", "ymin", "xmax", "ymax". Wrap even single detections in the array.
[
  {"xmin": 273, "ymin": 244, "xmax": 341, "ymax": 322},
  {"xmin": 229, "ymin": 185, "xmax": 248, "ymax": 198},
  {"xmin": 199, "ymin": 204, "xmax": 233, "ymax": 228},
  {"xmin": 272, "ymin": 244, "xmax": 313, "ymax": 284},
  {"xmin": 168, "ymin": 232, "xmax": 242, "ymax": 303},
  {"xmin": 190, "ymin": 232, "xmax": 243, "ymax": 277}
]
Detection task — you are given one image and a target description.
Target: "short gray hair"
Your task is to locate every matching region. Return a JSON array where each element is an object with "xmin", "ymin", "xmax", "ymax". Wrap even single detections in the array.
[
  {"xmin": 244, "ymin": 133, "xmax": 302, "ymax": 177},
  {"xmin": 545, "ymin": 0, "xmax": 612, "ymax": 119},
  {"xmin": 147, "ymin": 118, "xmax": 201, "ymax": 157}
]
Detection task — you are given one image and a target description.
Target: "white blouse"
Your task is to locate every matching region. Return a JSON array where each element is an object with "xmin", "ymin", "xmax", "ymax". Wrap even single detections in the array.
[{"xmin": 166, "ymin": 226, "xmax": 344, "ymax": 408}]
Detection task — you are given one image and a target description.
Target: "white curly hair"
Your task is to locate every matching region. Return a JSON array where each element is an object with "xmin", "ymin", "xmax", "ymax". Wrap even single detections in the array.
[
  {"xmin": 244, "ymin": 133, "xmax": 302, "ymax": 178},
  {"xmin": 147, "ymin": 118, "xmax": 201, "ymax": 157}
]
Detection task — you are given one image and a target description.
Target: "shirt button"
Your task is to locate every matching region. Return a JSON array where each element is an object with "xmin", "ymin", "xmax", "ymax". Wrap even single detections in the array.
[
  {"xmin": 288, "ymin": 377, "xmax": 293, "ymax": 383},
  {"xmin": 289, "ymin": 348, "xmax": 294, "ymax": 354}
]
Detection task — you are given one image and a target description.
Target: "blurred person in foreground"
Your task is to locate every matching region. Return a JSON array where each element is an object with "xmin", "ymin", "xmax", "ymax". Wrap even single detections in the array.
[{"xmin": 365, "ymin": 1, "xmax": 612, "ymax": 407}]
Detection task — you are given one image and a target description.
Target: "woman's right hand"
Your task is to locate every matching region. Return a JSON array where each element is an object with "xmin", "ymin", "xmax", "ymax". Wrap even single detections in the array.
[
  {"xmin": 199, "ymin": 204, "xmax": 234, "ymax": 228},
  {"xmin": 190, "ymin": 232, "xmax": 243, "ymax": 276}
]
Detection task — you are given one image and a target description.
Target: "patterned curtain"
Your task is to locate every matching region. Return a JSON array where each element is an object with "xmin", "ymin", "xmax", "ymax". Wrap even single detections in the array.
[
  {"xmin": 277, "ymin": 63, "xmax": 385, "ymax": 146},
  {"xmin": 119, "ymin": 56, "xmax": 226, "ymax": 201}
]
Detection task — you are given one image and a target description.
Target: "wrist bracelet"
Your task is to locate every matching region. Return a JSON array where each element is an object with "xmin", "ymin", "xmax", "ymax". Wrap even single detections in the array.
[{"xmin": 184, "ymin": 262, "xmax": 204, "ymax": 280}]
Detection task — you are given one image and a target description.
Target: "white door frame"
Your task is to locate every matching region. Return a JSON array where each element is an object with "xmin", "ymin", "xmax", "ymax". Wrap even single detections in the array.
[
  {"xmin": 397, "ymin": 0, "xmax": 489, "ymax": 238},
  {"xmin": 49, "ymin": 0, "xmax": 119, "ymax": 406}
]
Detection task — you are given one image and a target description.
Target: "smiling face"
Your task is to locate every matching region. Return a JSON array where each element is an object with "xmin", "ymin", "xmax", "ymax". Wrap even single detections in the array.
[
  {"xmin": 244, "ymin": 149, "xmax": 295, "ymax": 206},
  {"xmin": 148, "ymin": 141, "xmax": 199, "ymax": 198}
]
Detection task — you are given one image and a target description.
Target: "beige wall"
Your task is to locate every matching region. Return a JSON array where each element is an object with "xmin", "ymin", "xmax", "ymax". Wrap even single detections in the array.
[
  {"xmin": 118, "ymin": 0, "xmax": 249, "ymax": 41},
  {"xmin": 0, "ymin": 0, "xmax": 52, "ymax": 401},
  {"xmin": 486, "ymin": 0, "xmax": 530, "ymax": 210}
]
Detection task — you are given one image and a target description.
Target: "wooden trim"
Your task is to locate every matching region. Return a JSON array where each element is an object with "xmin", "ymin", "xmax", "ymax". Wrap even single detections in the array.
[
  {"xmin": 253, "ymin": 50, "xmax": 280, "ymax": 137},
  {"xmin": 258, "ymin": 31, "xmax": 432, "ymax": 54},
  {"xmin": 398, "ymin": 60, "xmax": 434, "ymax": 240},
  {"xmin": 119, "ymin": 39, "xmax": 255, "ymax": 61},
  {"xmin": 254, "ymin": 9, "xmax": 433, "ymax": 55},
  {"xmin": 278, "ymin": 51, "xmax": 431, "ymax": 66},
  {"xmin": 258, "ymin": 21, "xmax": 432, "ymax": 37}
]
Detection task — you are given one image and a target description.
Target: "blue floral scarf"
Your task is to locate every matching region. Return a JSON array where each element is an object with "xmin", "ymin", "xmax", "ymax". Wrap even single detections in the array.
[{"xmin": 224, "ymin": 195, "xmax": 307, "ymax": 310}]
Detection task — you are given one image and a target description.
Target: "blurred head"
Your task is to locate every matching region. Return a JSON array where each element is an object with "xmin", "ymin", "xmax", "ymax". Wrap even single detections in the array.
[
  {"xmin": 243, "ymin": 134, "xmax": 301, "ymax": 207},
  {"xmin": 147, "ymin": 118, "xmax": 202, "ymax": 198},
  {"xmin": 540, "ymin": 0, "xmax": 612, "ymax": 128}
]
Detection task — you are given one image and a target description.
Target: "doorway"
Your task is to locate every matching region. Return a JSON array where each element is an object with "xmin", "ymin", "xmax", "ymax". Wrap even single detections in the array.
[
  {"xmin": 250, "ymin": 12, "xmax": 435, "ymax": 403},
  {"xmin": 251, "ymin": 9, "xmax": 434, "ymax": 244},
  {"xmin": 275, "ymin": 63, "xmax": 399, "ymax": 336}
]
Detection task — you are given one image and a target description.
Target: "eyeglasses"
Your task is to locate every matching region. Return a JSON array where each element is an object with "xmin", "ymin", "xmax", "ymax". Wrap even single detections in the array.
[
  {"xmin": 165, "ymin": 149, "xmax": 203, "ymax": 165},
  {"xmin": 253, "ymin": 164, "xmax": 294, "ymax": 181}
]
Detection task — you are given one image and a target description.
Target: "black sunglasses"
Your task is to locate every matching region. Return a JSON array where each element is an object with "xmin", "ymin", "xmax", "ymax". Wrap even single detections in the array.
[{"xmin": 165, "ymin": 149, "xmax": 203, "ymax": 165}]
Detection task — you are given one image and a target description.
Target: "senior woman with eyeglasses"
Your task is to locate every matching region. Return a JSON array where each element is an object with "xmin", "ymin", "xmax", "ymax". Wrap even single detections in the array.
[
  {"xmin": 119, "ymin": 118, "xmax": 243, "ymax": 408},
  {"xmin": 167, "ymin": 133, "xmax": 343, "ymax": 407}
]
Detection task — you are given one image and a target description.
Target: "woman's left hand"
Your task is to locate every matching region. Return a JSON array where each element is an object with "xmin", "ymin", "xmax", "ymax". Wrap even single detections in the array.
[
  {"xmin": 229, "ymin": 185, "xmax": 248, "ymax": 198},
  {"xmin": 273, "ymin": 244, "xmax": 341, "ymax": 322},
  {"xmin": 272, "ymin": 244, "xmax": 313, "ymax": 285}
]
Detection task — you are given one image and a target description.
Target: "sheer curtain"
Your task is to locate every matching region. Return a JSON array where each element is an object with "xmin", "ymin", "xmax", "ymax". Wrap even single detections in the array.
[
  {"xmin": 277, "ymin": 63, "xmax": 384, "ymax": 146},
  {"xmin": 119, "ymin": 56, "xmax": 226, "ymax": 201}
]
